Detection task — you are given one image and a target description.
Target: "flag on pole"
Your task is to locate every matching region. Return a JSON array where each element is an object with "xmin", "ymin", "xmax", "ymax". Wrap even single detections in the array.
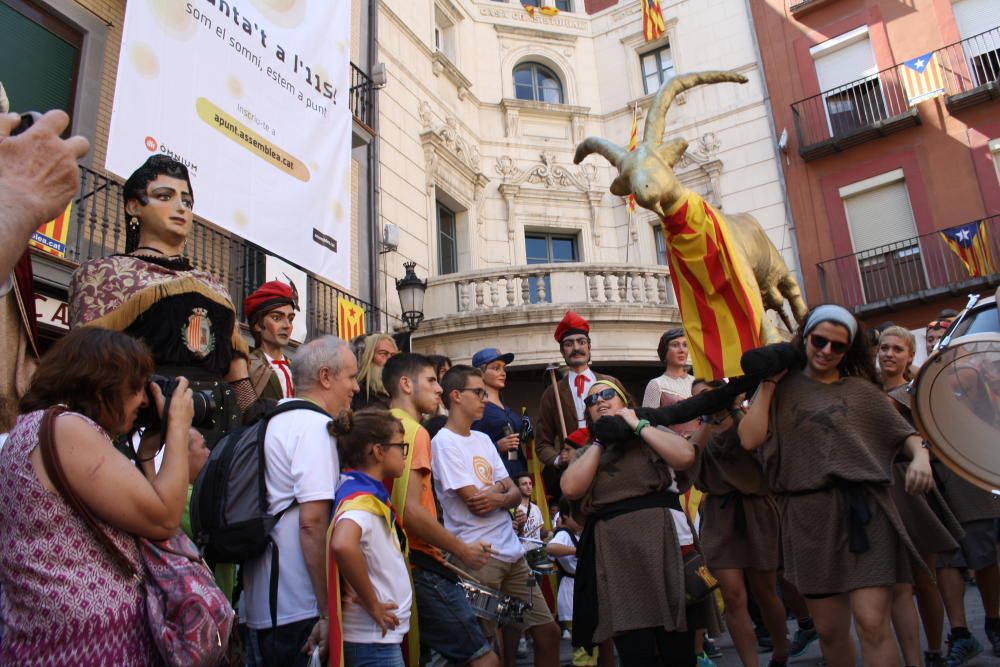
[
  {"xmin": 661, "ymin": 192, "xmax": 764, "ymax": 380},
  {"xmin": 626, "ymin": 104, "xmax": 639, "ymax": 214},
  {"xmin": 522, "ymin": 4, "xmax": 536, "ymax": 18},
  {"xmin": 337, "ymin": 297, "xmax": 366, "ymax": 340},
  {"xmin": 940, "ymin": 221, "xmax": 996, "ymax": 278},
  {"xmin": 642, "ymin": 0, "xmax": 666, "ymax": 42},
  {"xmin": 900, "ymin": 51, "xmax": 945, "ymax": 106}
]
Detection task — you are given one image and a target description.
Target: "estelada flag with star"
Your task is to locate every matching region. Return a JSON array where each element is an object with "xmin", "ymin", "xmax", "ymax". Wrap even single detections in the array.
[
  {"xmin": 661, "ymin": 192, "xmax": 764, "ymax": 380},
  {"xmin": 941, "ymin": 220, "xmax": 996, "ymax": 278},
  {"xmin": 900, "ymin": 51, "xmax": 945, "ymax": 106}
]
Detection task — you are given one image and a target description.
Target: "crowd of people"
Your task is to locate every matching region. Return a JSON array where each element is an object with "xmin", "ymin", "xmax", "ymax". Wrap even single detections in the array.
[{"xmin": 0, "ymin": 110, "xmax": 997, "ymax": 667}]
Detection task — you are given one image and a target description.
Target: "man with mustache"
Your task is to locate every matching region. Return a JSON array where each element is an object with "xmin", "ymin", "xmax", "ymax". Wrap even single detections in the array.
[
  {"xmin": 535, "ymin": 311, "xmax": 621, "ymax": 468},
  {"xmin": 245, "ymin": 280, "xmax": 299, "ymax": 400}
]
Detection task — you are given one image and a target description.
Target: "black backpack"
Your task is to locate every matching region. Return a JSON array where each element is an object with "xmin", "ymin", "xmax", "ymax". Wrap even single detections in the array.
[{"xmin": 190, "ymin": 399, "xmax": 330, "ymax": 565}]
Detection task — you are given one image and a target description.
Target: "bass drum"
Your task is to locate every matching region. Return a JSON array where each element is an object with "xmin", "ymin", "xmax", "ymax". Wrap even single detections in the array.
[{"xmin": 913, "ymin": 297, "xmax": 1000, "ymax": 492}]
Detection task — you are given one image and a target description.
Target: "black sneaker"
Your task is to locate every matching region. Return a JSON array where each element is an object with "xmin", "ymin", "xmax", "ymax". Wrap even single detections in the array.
[
  {"xmin": 945, "ymin": 635, "xmax": 983, "ymax": 666},
  {"xmin": 924, "ymin": 650, "xmax": 947, "ymax": 667},
  {"xmin": 704, "ymin": 638, "xmax": 723, "ymax": 659},
  {"xmin": 789, "ymin": 626, "xmax": 818, "ymax": 657},
  {"xmin": 756, "ymin": 624, "xmax": 774, "ymax": 652},
  {"xmin": 986, "ymin": 621, "xmax": 1000, "ymax": 656}
]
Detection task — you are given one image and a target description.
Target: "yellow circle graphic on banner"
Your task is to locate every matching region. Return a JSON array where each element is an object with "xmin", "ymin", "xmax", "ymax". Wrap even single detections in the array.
[{"xmin": 473, "ymin": 456, "xmax": 493, "ymax": 487}]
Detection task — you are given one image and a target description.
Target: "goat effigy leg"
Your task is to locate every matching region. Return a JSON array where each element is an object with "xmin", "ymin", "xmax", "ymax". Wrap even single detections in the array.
[{"xmin": 778, "ymin": 273, "xmax": 809, "ymax": 327}]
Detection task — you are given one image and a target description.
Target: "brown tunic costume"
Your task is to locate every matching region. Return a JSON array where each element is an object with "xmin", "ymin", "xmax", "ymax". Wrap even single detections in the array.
[
  {"xmin": 694, "ymin": 427, "xmax": 780, "ymax": 571},
  {"xmin": 885, "ymin": 385, "xmax": 963, "ymax": 556},
  {"xmin": 764, "ymin": 371, "xmax": 920, "ymax": 596},
  {"xmin": 576, "ymin": 438, "xmax": 688, "ymax": 643}
]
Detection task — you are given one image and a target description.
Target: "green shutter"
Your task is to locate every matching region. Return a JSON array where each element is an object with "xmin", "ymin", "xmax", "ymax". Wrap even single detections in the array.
[{"xmin": 0, "ymin": 2, "xmax": 78, "ymax": 115}]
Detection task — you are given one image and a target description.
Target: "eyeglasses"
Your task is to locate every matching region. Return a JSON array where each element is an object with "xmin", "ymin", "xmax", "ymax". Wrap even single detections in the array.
[
  {"xmin": 457, "ymin": 387, "xmax": 489, "ymax": 400},
  {"xmin": 380, "ymin": 442, "xmax": 409, "ymax": 456},
  {"xmin": 808, "ymin": 333, "xmax": 849, "ymax": 355},
  {"xmin": 584, "ymin": 387, "xmax": 620, "ymax": 407}
]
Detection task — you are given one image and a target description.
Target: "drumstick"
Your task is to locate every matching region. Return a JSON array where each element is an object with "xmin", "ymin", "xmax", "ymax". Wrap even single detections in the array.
[{"xmin": 442, "ymin": 559, "xmax": 483, "ymax": 584}]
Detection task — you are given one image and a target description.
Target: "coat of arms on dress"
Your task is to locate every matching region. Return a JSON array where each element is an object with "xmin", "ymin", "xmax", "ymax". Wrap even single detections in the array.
[{"xmin": 182, "ymin": 307, "xmax": 216, "ymax": 359}]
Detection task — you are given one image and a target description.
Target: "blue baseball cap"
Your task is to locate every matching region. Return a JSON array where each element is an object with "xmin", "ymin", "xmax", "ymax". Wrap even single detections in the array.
[{"xmin": 472, "ymin": 348, "xmax": 515, "ymax": 368}]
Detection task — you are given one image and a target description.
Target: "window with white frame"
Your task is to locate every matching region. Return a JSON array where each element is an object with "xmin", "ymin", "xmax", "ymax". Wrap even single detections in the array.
[
  {"xmin": 434, "ymin": 7, "xmax": 456, "ymax": 62},
  {"xmin": 513, "ymin": 62, "xmax": 564, "ymax": 104},
  {"xmin": 840, "ymin": 170, "xmax": 924, "ymax": 302},
  {"xmin": 640, "ymin": 44, "xmax": 675, "ymax": 95},
  {"xmin": 555, "ymin": 0, "xmax": 573, "ymax": 11},
  {"xmin": 952, "ymin": 0, "xmax": 1000, "ymax": 88},
  {"xmin": 810, "ymin": 27, "xmax": 887, "ymax": 138},
  {"xmin": 437, "ymin": 201, "xmax": 458, "ymax": 275},
  {"xmin": 651, "ymin": 223, "xmax": 669, "ymax": 266},
  {"xmin": 525, "ymin": 232, "xmax": 578, "ymax": 303}
]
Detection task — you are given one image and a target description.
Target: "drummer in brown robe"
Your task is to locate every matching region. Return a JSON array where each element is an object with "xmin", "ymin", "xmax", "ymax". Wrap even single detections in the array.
[
  {"xmin": 562, "ymin": 378, "xmax": 717, "ymax": 667},
  {"xmin": 691, "ymin": 380, "xmax": 789, "ymax": 667},
  {"xmin": 739, "ymin": 304, "xmax": 934, "ymax": 667},
  {"xmin": 878, "ymin": 326, "xmax": 963, "ymax": 667}
]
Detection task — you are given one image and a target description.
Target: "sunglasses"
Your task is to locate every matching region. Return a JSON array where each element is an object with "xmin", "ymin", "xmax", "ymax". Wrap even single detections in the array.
[
  {"xmin": 584, "ymin": 387, "xmax": 620, "ymax": 407},
  {"xmin": 808, "ymin": 333, "xmax": 849, "ymax": 355},
  {"xmin": 380, "ymin": 442, "xmax": 409, "ymax": 456}
]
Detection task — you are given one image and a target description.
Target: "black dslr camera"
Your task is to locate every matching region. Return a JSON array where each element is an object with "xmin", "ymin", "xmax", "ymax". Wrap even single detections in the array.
[{"xmin": 135, "ymin": 374, "xmax": 217, "ymax": 431}]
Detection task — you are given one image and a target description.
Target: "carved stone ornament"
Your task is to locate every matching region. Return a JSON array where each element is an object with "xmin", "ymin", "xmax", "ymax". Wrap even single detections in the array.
[
  {"xmin": 494, "ymin": 151, "xmax": 594, "ymax": 191},
  {"xmin": 420, "ymin": 103, "xmax": 490, "ymax": 213}
]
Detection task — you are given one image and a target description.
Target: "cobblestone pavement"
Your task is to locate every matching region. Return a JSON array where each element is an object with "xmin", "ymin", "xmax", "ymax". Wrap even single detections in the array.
[{"xmin": 517, "ymin": 587, "xmax": 1000, "ymax": 666}]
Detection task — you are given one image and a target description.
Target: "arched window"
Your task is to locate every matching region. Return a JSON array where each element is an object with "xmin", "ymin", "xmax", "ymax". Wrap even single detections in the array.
[{"xmin": 513, "ymin": 62, "xmax": 564, "ymax": 104}]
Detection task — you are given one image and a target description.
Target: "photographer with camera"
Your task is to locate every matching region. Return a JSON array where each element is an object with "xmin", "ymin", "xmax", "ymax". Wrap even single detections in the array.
[
  {"xmin": 0, "ymin": 326, "xmax": 193, "ymax": 664},
  {"xmin": 69, "ymin": 154, "xmax": 254, "ymax": 446}
]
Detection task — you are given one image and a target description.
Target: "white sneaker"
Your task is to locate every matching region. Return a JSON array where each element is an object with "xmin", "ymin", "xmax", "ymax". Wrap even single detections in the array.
[
  {"xmin": 562, "ymin": 629, "xmax": 571, "ymax": 640},
  {"xmin": 517, "ymin": 638, "xmax": 528, "ymax": 657}
]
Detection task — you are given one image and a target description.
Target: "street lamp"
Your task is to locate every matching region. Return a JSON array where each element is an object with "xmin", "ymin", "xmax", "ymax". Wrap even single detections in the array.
[{"xmin": 395, "ymin": 261, "xmax": 427, "ymax": 331}]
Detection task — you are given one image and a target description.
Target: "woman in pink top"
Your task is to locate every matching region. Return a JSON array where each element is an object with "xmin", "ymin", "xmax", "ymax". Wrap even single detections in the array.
[{"xmin": 0, "ymin": 327, "xmax": 193, "ymax": 665}]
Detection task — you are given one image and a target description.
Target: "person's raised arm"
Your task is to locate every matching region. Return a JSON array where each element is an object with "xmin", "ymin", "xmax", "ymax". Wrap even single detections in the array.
[
  {"xmin": 561, "ymin": 446, "xmax": 601, "ymax": 500},
  {"xmin": 402, "ymin": 467, "xmax": 491, "ymax": 570},
  {"xmin": 614, "ymin": 408, "xmax": 695, "ymax": 470},
  {"xmin": 738, "ymin": 371, "xmax": 785, "ymax": 451},
  {"xmin": 0, "ymin": 111, "xmax": 89, "ymax": 280},
  {"xmin": 41, "ymin": 380, "xmax": 193, "ymax": 540}
]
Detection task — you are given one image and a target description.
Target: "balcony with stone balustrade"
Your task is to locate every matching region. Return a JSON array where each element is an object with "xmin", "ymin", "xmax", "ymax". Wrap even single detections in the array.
[{"xmin": 411, "ymin": 262, "xmax": 682, "ymax": 368}]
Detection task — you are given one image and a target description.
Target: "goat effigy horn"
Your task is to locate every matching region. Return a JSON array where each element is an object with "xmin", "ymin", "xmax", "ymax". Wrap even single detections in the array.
[
  {"xmin": 644, "ymin": 71, "xmax": 749, "ymax": 146},
  {"xmin": 574, "ymin": 137, "xmax": 627, "ymax": 166}
]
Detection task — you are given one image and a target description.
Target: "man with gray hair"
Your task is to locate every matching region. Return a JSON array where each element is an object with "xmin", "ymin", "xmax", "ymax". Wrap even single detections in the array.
[{"xmin": 243, "ymin": 335, "xmax": 359, "ymax": 666}]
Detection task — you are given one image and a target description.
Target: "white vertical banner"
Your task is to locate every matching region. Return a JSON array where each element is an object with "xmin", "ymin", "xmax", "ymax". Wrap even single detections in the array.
[{"xmin": 106, "ymin": 1, "xmax": 352, "ymax": 286}]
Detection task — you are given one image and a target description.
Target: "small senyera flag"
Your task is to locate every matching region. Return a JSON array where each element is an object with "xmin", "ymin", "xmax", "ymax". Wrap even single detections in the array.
[
  {"xmin": 642, "ymin": 0, "xmax": 665, "ymax": 42},
  {"xmin": 900, "ymin": 51, "xmax": 945, "ymax": 106},
  {"xmin": 941, "ymin": 221, "xmax": 996, "ymax": 278},
  {"xmin": 337, "ymin": 297, "xmax": 366, "ymax": 340},
  {"xmin": 539, "ymin": 6, "xmax": 559, "ymax": 16},
  {"xmin": 29, "ymin": 202, "xmax": 73, "ymax": 258},
  {"xmin": 626, "ymin": 104, "xmax": 639, "ymax": 214},
  {"xmin": 522, "ymin": 4, "xmax": 536, "ymax": 18}
]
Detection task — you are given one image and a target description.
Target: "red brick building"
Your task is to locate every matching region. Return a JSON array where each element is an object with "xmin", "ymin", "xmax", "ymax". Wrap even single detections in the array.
[{"xmin": 747, "ymin": 0, "xmax": 999, "ymax": 331}]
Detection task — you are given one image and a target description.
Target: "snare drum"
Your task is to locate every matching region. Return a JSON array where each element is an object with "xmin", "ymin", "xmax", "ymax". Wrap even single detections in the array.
[
  {"xmin": 913, "ymin": 292, "xmax": 1000, "ymax": 492},
  {"xmin": 457, "ymin": 580, "xmax": 529, "ymax": 626}
]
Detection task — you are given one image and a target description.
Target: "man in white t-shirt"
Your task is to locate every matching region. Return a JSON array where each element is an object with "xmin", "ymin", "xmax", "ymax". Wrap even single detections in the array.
[
  {"xmin": 512, "ymin": 472, "xmax": 549, "ymax": 543},
  {"xmin": 243, "ymin": 335, "xmax": 359, "ymax": 667},
  {"xmin": 432, "ymin": 365, "xmax": 562, "ymax": 667}
]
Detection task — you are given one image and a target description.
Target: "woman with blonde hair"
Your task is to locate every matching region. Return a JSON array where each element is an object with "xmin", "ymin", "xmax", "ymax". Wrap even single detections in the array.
[{"xmin": 352, "ymin": 333, "xmax": 398, "ymax": 411}]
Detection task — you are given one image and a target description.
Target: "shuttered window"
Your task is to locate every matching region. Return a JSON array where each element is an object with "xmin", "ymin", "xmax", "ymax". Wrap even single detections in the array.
[
  {"xmin": 841, "ymin": 172, "xmax": 918, "ymax": 253},
  {"xmin": 0, "ymin": 0, "xmax": 81, "ymax": 118},
  {"xmin": 952, "ymin": 0, "xmax": 1000, "ymax": 40},
  {"xmin": 812, "ymin": 27, "xmax": 878, "ymax": 91}
]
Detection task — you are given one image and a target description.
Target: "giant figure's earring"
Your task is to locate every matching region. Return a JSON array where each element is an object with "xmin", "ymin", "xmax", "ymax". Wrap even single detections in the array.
[{"xmin": 128, "ymin": 216, "xmax": 139, "ymax": 231}]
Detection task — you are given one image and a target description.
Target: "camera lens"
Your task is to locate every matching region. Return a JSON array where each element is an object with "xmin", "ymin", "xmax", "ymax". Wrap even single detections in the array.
[{"xmin": 191, "ymin": 390, "xmax": 217, "ymax": 428}]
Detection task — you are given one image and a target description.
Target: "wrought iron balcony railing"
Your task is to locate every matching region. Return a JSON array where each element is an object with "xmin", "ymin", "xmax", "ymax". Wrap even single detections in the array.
[
  {"xmin": 816, "ymin": 215, "xmax": 1000, "ymax": 314},
  {"xmin": 57, "ymin": 165, "xmax": 394, "ymax": 337},
  {"xmin": 792, "ymin": 25, "xmax": 1000, "ymax": 160},
  {"xmin": 350, "ymin": 62, "xmax": 374, "ymax": 129}
]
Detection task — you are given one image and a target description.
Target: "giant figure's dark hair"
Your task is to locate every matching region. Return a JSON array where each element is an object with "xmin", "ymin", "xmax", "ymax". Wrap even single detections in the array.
[{"xmin": 122, "ymin": 154, "xmax": 194, "ymax": 253}]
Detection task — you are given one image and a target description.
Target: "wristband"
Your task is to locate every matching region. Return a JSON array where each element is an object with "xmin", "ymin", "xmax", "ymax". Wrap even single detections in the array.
[{"xmin": 634, "ymin": 419, "xmax": 651, "ymax": 436}]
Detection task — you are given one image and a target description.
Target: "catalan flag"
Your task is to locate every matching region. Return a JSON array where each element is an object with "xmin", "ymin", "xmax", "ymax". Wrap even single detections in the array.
[
  {"xmin": 941, "ymin": 221, "xmax": 996, "ymax": 278},
  {"xmin": 29, "ymin": 202, "xmax": 73, "ymax": 257},
  {"xmin": 642, "ymin": 0, "xmax": 665, "ymax": 42},
  {"xmin": 900, "ymin": 51, "xmax": 945, "ymax": 106},
  {"xmin": 522, "ymin": 4, "xmax": 536, "ymax": 18},
  {"xmin": 661, "ymin": 192, "xmax": 764, "ymax": 380},
  {"xmin": 626, "ymin": 104, "xmax": 639, "ymax": 214},
  {"xmin": 337, "ymin": 297, "xmax": 366, "ymax": 340},
  {"xmin": 539, "ymin": 6, "xmax": 559, "ymax": 16}
]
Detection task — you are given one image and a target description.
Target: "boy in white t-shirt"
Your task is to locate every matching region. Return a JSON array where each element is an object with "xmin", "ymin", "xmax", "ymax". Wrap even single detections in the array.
[
  {"xmin": 329, "ymin": 410, "xmax": 412, "ymax": 667},
  {"xmin": 432, "ymin": 365, "xmax": 562, "ymax": 666}
]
